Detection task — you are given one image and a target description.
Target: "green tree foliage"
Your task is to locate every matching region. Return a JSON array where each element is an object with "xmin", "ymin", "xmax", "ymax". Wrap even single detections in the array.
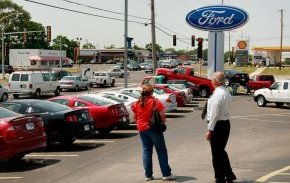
[
  {"xmin": 82, "ymin": 43, "xmax": 96, "ymax": 49},
  {"xmin": 145, "ymin": 43, "xmax": 162, "ymax": 52},
  {"xmin": 51, "ymin": 35, "xmax": 78, "ymax": 60}
]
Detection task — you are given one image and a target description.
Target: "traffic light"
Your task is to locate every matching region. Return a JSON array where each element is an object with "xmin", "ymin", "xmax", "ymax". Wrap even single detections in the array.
[
  {"xmin": 23, "ymin": 28, "xmax": 27, "ymax": 43},
  {"xmin": 197, "ymin": 38, "xmax": 203, "ymax": 59},
  {"xmin": 173, "ymin": 35, "xmax": 176, "ymax": 46},
  {"xmin": 46, "ymin": 26, "xmax": 51, "ymax": 42},
  {"xmin": 191, "ymin": 35, "xmax": 195, "ymax": 47}
]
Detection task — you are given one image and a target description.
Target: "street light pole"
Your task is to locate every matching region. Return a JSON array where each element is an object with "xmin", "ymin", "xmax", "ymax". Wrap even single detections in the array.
[
  {"xmin": 151, "ymin": 0, "xmax": 157, "ymax": 74},
  {"xmin": 124, "ymin": 0, "xmax": 128, "ymax": 88},
  {"xmin": 60, "ymin": 42, "xmax": 62, "ymax": 70}
]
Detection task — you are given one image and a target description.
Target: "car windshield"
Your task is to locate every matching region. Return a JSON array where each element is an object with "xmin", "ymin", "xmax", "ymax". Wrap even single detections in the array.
[
  {"xmin": 103, "ymin": 95, "xmax": 127, "ymax": 103},
  {"xmin": 120, "ymin": 92, "xmax": 139, "ymax": 99},
  {"xmin": 62, "ymin": 76, "xmax": 75, "ymax": 81},
  {"xmin": 31, "ymin": 100, "xmax": 71, "ymax": 112},
  {"xmin": 78, "ymin": 96, "xmax": 111, "ymax": 106},
  {"xmin": 0, "ymin": 107, "xmax": 19, "ymax": 118}
]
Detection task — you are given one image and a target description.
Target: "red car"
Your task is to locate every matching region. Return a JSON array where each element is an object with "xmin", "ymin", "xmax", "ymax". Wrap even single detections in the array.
[
  {"xmin": 0, "ymin": 107, "xmax": 46, "ymax": 161},
  {"xmin": 48, "ymin": 95, "xmax": 129, "ymax": 135},
  {"xmin": 153, "ymin": 84, "xmax": 187, "ymax": 107}
]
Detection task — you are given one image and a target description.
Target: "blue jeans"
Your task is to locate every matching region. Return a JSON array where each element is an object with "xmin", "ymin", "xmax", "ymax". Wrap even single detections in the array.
[{"xmin": 139, "ymin": 129, "xmax": 172, "ymax": 178}]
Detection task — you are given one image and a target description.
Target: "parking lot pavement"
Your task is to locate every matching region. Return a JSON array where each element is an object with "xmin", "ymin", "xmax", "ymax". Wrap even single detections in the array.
[{"xmin": 256, "ymin": 165, "xmax": 290, "ymax": 182}]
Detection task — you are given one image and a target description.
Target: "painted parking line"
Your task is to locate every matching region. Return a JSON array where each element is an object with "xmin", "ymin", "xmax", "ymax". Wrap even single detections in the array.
[
  {"xmin": 75, "ymin": 139, "xmax": 115, "ymax": 143},
  {"xmin": 256, "ymin": 166, "xmax": 290, "ymax": 182},
  {"xmin": 0, "ymin": 177, "xmax": 23, "ymax": 180},
  {"xmin": 25, "ymin": 154, "xmax": 79, "ymax": 157}
]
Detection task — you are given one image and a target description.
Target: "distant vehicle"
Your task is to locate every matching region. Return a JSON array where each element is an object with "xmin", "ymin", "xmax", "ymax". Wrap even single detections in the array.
[
  {"xmin": 167, "ymin": 84, "xmax": 193, "ymax": 103},
  {"xmin": 201, "ymin": 61, "xmax": 208, "ymax": 66},
  {"xmin": 106, "ymin": 68, "xmax": 128, "ymax": 78},
  {"xmin": 59, "ymin": 76, "xmax": 88, "ymax": 91},
  {"xmin": 246, "ymin": 75, "xmax": 275, "ymax": 93},
  {"xmin": 0, "ymin": 65, "xmax": 14, "ymax": 74},
  {"xmin": 224, "ymin": 69, "xmax": 250, "ymax": 87},
  {"xmin": 104, "ymin": 60, "xmax": 116, "ymax": 64},
  {"xmin": 144, "ymin": 64, "xmax": 153, "ymax": 73},
  {"xmin": 139, "ymin": 62, "xmax": 149, "ymax": 70},
  {"xmin": 128, "ymin": 63, "xmax": 141, "ymax": 71},
  {"xmin": 0, "ymin": 84, "xmax": 9, "ymax": 102},
  {"xmin": 51, "ymin": 69, "xmax": 72, "ymax": 80},
  {"xmin": 254, "ymin": 80, "xmax": 290, "ymax": 107},
  {"xmin": 1, "ymin": 100, "xmax": 95, "ymax": 146},
  {"xmin": 183, "ymin": 61, "xmax": 192, "ymax": 65},
  {"xmin": 161, "ymin": 60, "xmax": 176, "ymax": 68},
  {"xmin": 8, "ymin": 71, "xmax": 61, "ymax": 99},
  {"xmin": 88, "ymin": 72, "xmax": 115, "ymax": 88},
  {"xmin": 0, "ymin": 107, "xmax": 46, "ymax": 161},
  {"xmin": 49, "ymin": 95, "xmax": 129, "ymax": 135},
  {"xmin": 113, "ymin": 63, "xmax": 124, "ymax": 69}
]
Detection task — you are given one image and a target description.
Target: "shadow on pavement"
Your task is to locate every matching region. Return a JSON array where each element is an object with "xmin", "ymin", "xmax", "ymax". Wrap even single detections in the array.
[
  {"xmin": 93, "ymin": 132, "xmax": 139, "ymax": 139},
  {"xmin": 166, "ymin": 113, "xmax": 185, "ymax": 118}
]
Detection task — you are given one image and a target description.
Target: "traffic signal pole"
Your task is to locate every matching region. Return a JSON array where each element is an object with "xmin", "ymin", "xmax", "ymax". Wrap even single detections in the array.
[{"xmin": 151, "ymin": 0, "xmax": 157, "ymax": 75}]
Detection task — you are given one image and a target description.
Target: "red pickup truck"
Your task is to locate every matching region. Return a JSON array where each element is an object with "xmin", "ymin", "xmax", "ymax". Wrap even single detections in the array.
[
  {"xmin": 156, "ymin": 66, "xmax": 214, "ymax": 97},
  {"xmin": 246, "ymin": 75, "xmax": 275, "ymax": 93}
]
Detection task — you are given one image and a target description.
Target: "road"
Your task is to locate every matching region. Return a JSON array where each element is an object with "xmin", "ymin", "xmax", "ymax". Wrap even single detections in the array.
[{"xmin": 0, "ymin": 69, "xmax": 290, "ymax": 183}]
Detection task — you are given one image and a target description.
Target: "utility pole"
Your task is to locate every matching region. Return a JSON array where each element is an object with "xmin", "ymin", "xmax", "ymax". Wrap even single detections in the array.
[
  {"xmin": 124, "ymin": 0, "xmax": 128, "ymax": 88},
  {"xmin": 151, "ymin": 0, "xmax": 157, "ymax": 74},
  {"xmin": 279, "ymin": 9, "xmax": 283, "ymax": 70}
]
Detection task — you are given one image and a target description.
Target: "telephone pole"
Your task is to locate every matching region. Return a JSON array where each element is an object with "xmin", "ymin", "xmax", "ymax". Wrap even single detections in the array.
[
  {"xmin": 279, "ymin": 9, "xmax": 283, "ymax": 70},
  {"xmin": 151, "ymin": 0, "xmax": 157, "ymax": 74}
]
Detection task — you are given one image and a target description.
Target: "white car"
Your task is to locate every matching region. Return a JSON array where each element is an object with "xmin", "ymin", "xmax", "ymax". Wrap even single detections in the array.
[
  {"xmin": 89, "ymin": 72, "xmax": 115, "ymax": 88},
  {"xmin": 253, "ymin": 80, "xmax": 290, "ymax": 107},
  {"xmin": 168, "ymin": 84, "xmax": 193, "ymax": 103},
  {"xmin": 106, "ymin": 68, "xmax": 129, "ymax": 78},
  {"xmin": 120, "ymin": 87, "xmax": 177, "ymax": 112}
]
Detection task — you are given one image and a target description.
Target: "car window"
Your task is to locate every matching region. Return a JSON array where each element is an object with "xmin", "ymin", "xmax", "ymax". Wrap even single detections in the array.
[
  {"xmin": 31, "ymin": 100, "xmax": 71, "ymax": 112},
  {"xmin": 76, "ymin": 77, "xmax": 81, "ymax": 81},
  {"xmin": 73, "ymin": 101, "xmax": 87, "ymax": 107},
  {"xmin": 1, "ymin": 103, "xmax": 22, "ymax": 113},
  {"xmin": 20, "ymin": 74, "xmax": 29, "ymax": 81},
  {"xmin": 0, "ymin": 107, "xmax": 20, "ymax": 118},
  {"xmin": 271, "ymin": 82, "xmax": 282, "ymax": 90},
  {"xmin": 11, "ymin": 74, "xmax": 20, "ymax": 81},
  {"xmin": 50, "ymin": 73, "xmax": 57, "ymax": 81},
  {"xmin": 283, "ymin": 82, "xmax": 289, "ymax": 90},
  {"xmin": 26, "ymin": 106, "xmax": 42, "ymax": 114},
  {"xmin": 51, "ymin": 99, "xmax": 69, "ymax": 106},
  {"xmin": 78, "ymin": 96, "xmax": 111, "ymax": 106},
  {"xmin": 175, "ymin": 68, "xmax": 186, "ymax": 74},
  {"xmin": 42, "ymin": 73, "xmax": 50, "ymax": 81}
]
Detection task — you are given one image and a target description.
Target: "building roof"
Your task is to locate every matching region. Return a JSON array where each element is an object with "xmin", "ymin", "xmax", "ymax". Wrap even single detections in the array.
[{"xmin": 252, "ymin": 46, "xmax": 290, "ymax": 52}]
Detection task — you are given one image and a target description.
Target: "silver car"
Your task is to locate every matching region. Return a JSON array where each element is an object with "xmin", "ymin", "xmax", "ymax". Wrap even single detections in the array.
[
  {"xmin": 0, "ymin": 84, "xmax": 9, "ymax": 102},
  {"xmin": 59, "ymin": 76, "xmax": 88, "ymax": 91},
  {"xmin": 106, "ymin": 68, "xmax": 129, "ymax": 78}
]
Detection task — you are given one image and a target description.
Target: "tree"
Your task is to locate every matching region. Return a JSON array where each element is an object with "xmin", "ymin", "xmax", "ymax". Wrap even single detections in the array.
[
  {"xmin": 104, "ymin": 44, "xmax": 116, "ymax": 49},
  {"xmin": 82, "ymin": 43, "xmax": 96, "ymax": 49},
  {"xmin": 51, "ymin": 35, "xmax": 78, "ymax": 60},
  {"xmin": 145, "ymin": 43, "xmax": 162, "ymax": 53},
  {"xmin": 164, "ymin": 48, "xmax": 176, "ymax": 54}
]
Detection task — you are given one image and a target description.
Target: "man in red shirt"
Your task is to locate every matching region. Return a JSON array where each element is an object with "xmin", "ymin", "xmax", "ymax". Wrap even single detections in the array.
[{"xmin": 132, "ymin": 85, "xmax": 176, "ymax": 181}]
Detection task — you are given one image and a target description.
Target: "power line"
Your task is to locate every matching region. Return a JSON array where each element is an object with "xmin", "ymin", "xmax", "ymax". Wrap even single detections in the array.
[
  {"xmin": 59, "ymin": 0, "xmax": 150, "ymax": 20},
  {"xmin": 22, "ymin": 0, "xmax": 146, "ymax": 24},
  {"xmin": 155, "ymin": 25, "xmax": 190, "ymax": 45}
]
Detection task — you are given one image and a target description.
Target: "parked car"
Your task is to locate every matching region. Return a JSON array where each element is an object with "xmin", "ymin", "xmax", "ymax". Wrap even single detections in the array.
[
  {"xmin": 0, "ymin": 107, "xmax": 46, "ymax": 161},
  {"xmin": 0, "ymin": 100, "xmax": 95, "ymax": 146},
  {"xmin": 88, "ymin": 72, "xmax": 115, "ymax": 88},
  {"xmin": 168, "ymin": 84, "xmax": 193, "ymax": 103},
  {"xmin": 161, "ymin": 60, "xmax": 176, "ymax": 68},
  {"xmin": 139, "ymin": 62, "xmax": 149, "ymax": 70},
  {"xmin": 59, "ymin": 76, "xmax": 88, "ymax": 91},
  {"xmin": 253, "ymin": 80, "xmax": 290, "ymax": 107},
  {"xmin": 120, "ymin": 87, "xmax": 177, "ymax": 112},
  {"xmin": 246, "ymin": 75, "xmax": 275, "ymax": 93},
  {"xmin": 49, "ymin": 95, "xmax": 129, "ymax": 135},
  {"xmin": 113, "ymin": 63, "xmax": 124, "ymax": 69},
  {"xmin": 128, "ymin": 63, "xmax": 141, "ymax": 71},
  {"xmin": 166, "ymin": 80, "xmax": 199, "ymax": 96},
  {"xmin": 144, "ymin": 64, "xmax": 153, "ymax": 73},
  {"xmin": 183, "ymin": 61, "xmax": 192, "ymax": 65},
  {"xmin": 51, "ymin": 69, "xmax": 72, "ymax": 80},
  {"xmin": 0, "ymin": 84, "xmax": 9, "ymax": 102},
  {"xmin": 106, "ymin": 68, "xmax": 129, "ymax": 78},
  {"xmin": 8, "ymin": 71, "xmax": 61, "ymax": 99},
  {"xmin": 0, "ymin": 65, "xmax": 14, "ymax": 74},
  {"xmin": 224, "ymin": 69, "xmax": 250, "ymax": 87}
]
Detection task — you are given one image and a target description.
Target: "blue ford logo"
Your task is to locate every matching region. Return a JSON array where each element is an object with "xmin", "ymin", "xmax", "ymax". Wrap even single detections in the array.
[{"xmin": 186, "ymin": 5, "xmax": 249, "ymax": 31}]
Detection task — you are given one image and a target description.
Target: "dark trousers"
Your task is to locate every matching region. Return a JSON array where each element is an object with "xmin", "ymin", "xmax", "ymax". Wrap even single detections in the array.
[{"xmin": 210, "ymin": 120, "xmax": 233, "ymax": 181}]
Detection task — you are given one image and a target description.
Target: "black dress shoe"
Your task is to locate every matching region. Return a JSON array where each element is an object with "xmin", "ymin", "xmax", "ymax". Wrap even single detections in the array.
[
  {"xmin": 226, "ymin": 172, "xmax": 237, "ymax": 183},
  {"xmin": 215, "ymin": 179, "xmax": 226, "ymax": 183}
]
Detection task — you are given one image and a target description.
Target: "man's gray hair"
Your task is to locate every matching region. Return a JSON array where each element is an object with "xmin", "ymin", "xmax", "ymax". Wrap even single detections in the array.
[{"xmin": 212, "ymin": 72, "xmax": 225, "ymax": 84}]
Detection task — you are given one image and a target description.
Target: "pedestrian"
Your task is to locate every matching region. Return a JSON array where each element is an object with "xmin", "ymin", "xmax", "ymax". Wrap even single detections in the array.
[
  {"xmin": 131, "ymin": 84, "xmax": 176, "ymax": 181},
  {"xmin": 205, "ymin": 71, "xmax": 237, "ymax": 183}
]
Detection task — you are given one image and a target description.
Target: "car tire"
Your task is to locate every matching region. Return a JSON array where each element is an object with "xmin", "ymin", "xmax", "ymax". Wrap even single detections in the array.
[
  {"xmin": 85, "ymin": 84, "xmax": 88, "ymax": 90},
  {"xmin": 0, "ymin": 93, "xmax": 8, "ymax": 102},
  {"xmin": 60, "ymin": 137, "xmax": 76, "ymax": 146},
  {"xmin": 120, "ymin": 74, "xmax": 124, "ymax": 78},
  {"xmin": 111, "ymin": 80, "xmax": 115, "ymax": 87},
  {"xmin": 89, "ymin": 83, "xmax": 94, "ymax": 88},
  {"xmin": 34, "ymin": 90, "xmax": 41, "ymax": 99},
  {"xmin": 199, "ymin": 87, "xmax": 209, "ymax": 98},
  {"xmin": 102, "ymin": 80, "xmax": 107, "ymax": 87},
  {"xmin": 275, "ymin": 102, "xmax": 284, "ymax": 107},
  {"xmin": 75, "ymin": 85, "xmax": 79, "ymax": 91},
  {"xmin": 13, "ymin": 94, "xmax": 19, "ymax": 99},
  {"xmin": 257, "ymin": 95, "xmax": 267, "ymax": 107},
  {"xmin": 55, "ymin": 88, "xmax": 61, "ymax": 96}
]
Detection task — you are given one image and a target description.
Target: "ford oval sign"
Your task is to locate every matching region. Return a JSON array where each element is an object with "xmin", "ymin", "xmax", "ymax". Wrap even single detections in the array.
[{"xmin": 186, "ymin": 5, "xmax": 249, "ymax": 31}]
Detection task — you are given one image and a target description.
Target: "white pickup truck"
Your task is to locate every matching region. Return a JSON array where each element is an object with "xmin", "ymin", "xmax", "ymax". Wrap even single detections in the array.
[
  {"xmin": 88, "ymin": 72, "xmax": 115, "ymax": 88},
  {"xmin": 254, "ymin": 80, "xmax": 290, "ymax": 107}
]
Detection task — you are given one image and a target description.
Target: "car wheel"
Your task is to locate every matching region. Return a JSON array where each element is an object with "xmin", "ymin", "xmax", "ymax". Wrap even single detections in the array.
[
  {"xmin": 275, "ymin": 102, "xmax": 284, "ymax": 107},
  {"xmin": 13, "ymin": 94, "xmax": 19, "ymax": 99},
  {"xmin": 257, "ymin": 95, "xmax": 267, "ymax": 107},
  {"xmin": 103, "ymin": 80, "xmax": 107, "ymax": 87},
  {"xmin": 120, "ymin": 74, "xmax": 124, "ymax": 78},
  {"xmin": 60, "ymin": 137, "xmax": 76, "ymax": 146},
  {"xmin": 34, "ymin": 90, "xmax": 41, "ymax": 99},
  {"xmin": 111, "ymin": 80, "xmax": 115, "ymax": 87},
  {"xmin": 0, "ymin": 93, "xmax": 8, "ymax": 102},
  {"xmin": 55, "ymin": 88, "xmax": 61, "ymax": 96},
  {"xmin": 85, "ymin": 84, "xmax": 88, "ymax": 90},
  {"xmin": 199, "ymin": 87, "xmax": 209, "ymax": 98},
  {"xmin": 89, "ymin": 83, "xmax": 94, "ymax": 88},
  {"xmin": 75, "ymin": 85, "xmax": 79, "ymax": 91}
]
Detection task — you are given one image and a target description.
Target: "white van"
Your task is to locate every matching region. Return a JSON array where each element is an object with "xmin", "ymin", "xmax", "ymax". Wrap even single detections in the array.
[{"xmin": 8, "ymin": 71, "xmax": 61, "ymax": 99}]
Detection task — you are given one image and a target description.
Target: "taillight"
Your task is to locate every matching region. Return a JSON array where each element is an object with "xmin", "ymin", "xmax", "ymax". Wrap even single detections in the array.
[
  {"xmin": 166, "ymin": 97, "xmax": 172, "ymax": 103},
  {"xmin": 0, "ymin": 122, "xmax": 16, "ymax": 140},
  {"xmin": 29, "ymin": 84, "xmax": 33, "ymax": 88},
  {"xmin": 66, "ymin": 115, "xmax": 78, "ymax": 123}
]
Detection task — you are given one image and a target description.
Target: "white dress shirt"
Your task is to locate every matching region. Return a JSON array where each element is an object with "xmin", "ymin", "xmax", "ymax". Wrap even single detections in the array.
[{"xmin": 207, "ymin": 86, "xmax": 232, "ymax": 131}]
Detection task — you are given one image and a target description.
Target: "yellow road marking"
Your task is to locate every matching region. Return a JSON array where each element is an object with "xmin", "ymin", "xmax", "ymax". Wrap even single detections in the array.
[{"xmin": 256, "ymin": 166, "xmax": 290, "ymax": 182}]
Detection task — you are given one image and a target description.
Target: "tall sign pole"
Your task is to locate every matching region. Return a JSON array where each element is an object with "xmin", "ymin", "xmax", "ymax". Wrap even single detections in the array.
[
  {"xmin": 124, "ymin": 0, "xmax": 128, "ymax": 88},
  {"xmin": 151, "ymin": 0, "xmax": 157, "ymax": 74},
  {"xmin": 279, "ymin": 9, "xmax": 283, "ymax": 70}
]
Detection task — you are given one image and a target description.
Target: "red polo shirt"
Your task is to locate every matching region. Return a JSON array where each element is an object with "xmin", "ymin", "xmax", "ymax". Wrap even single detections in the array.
[{"xmin": 131, "ymin": 96, "xmax": 165, "ymax": 132}]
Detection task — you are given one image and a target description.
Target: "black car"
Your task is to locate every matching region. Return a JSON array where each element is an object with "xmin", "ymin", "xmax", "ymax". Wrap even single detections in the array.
[
  {"xmin": 128, "ymin": 63, "xmax": 141, "ymax": 71},
  {"xmin": 167, "ymin": 80, "xmax": 199, "ymax": 96},
  {"xmin": 224, "ymin": 69, "xmax": 250, "ymax": 87},
  {"xmin": 0, "ymin": 100, "xmax": 95, "ymax": 146},
  {"xmin": 52, "ymin": 69, "xmax": 72, "ymax": 80},
  {"xmin": 0, "ymin": 65, "xmax": 14, "ymax": 74}
]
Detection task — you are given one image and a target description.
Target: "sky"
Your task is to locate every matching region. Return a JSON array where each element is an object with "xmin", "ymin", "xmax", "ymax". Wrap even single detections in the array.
[{"xmin": 12, "ymin": 0, "xmax": 290, "ymax": 53}]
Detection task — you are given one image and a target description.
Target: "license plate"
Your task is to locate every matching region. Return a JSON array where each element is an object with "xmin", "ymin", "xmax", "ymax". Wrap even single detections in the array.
[
  {"xmin": 123, "ymin": 117, "xmax": 126, "ymax": 122},
  {"xmin": 26, "ymin": 122, "xmax": 34, "ymax": 131},
  {"xmin": 84, "ymin": 124, "xmax": 90, "ymax": 131},
  {"xmin": 21, "ymin": 84, "xmax": 26, "ymax": 88}
]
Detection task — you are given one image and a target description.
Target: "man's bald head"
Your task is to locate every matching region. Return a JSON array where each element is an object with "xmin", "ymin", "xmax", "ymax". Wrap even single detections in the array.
[{"xmin": 212, "ymin": 71, "xmax": 225, "ymax": 86}]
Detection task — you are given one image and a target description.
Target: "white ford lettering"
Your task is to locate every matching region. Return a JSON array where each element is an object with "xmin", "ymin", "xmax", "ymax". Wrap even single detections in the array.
[{"xmin": 198, "ymin": 10, "xmax": 235, "ymax": 26}]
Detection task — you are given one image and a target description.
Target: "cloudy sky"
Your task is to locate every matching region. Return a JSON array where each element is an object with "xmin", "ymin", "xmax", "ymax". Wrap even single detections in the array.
[{"xmin": 13, "ymin": 0, "xmax": 290, "ymax": 52}]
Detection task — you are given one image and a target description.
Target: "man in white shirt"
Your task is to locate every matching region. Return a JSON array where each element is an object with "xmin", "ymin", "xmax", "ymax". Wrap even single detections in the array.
[{"xmin": 205, "ymin": 71, "xmax": 236, "ymax": 183}]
